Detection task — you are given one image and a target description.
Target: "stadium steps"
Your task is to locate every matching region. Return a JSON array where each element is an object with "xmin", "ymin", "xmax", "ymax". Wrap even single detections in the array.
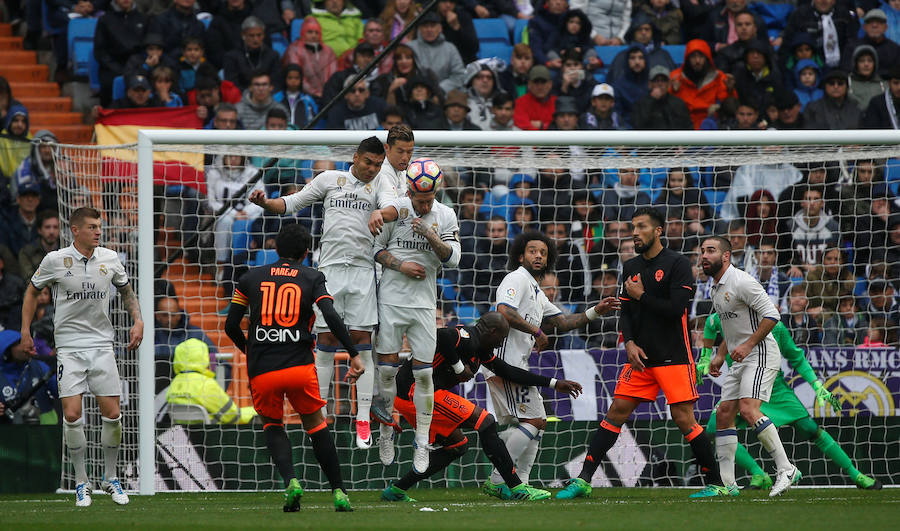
[{"xmin": 0, "ymin": 23, "xmax": 94, "ymax": 144}]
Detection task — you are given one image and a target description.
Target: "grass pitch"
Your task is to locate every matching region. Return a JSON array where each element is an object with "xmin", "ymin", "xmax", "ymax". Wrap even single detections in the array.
[{"xmin": 1, "ymin": 487, "xmax": 896, "ymax": 530}]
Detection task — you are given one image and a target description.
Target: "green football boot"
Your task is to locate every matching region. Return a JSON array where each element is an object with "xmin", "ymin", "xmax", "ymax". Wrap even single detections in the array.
[
  {"xmin": 510, "ymin": 483, "xmax": 551, "ymax": 500},
  {"xmin": 333, "ymin": 489, "xmax": 353, "ymax": 512},
  {"xmin": 854, "ymin": 473, "xmax": 883, "ymax": 490},
  {"xmin": 689, "ymin": 484, "xmax": 740, "ymax": 498},
  {"xmin": 283, "ymin": 478, "xmax": 303, "ymax": 512},
  {"xmin": 381, "ymin": 484, "xmax": 417, "ymax": 502},
  {"xmin": 749, "ymin": 474, "xmax": 773, "ymax": 490},
  {"xmin": 555, "ymin": 478, "xmax": 592, "ymax": 499},
  {"xmin": 482, "ymin": 480, "xmax": 512, "ymax": 499}
]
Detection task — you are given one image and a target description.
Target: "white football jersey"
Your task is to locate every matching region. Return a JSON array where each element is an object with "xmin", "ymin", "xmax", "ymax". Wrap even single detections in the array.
[
  {"xmin": 281, "ymin": 167, "xmax": 397, "ymax": 268},
  {"xmin": 376, "ymin": 196, "xmax": 461, "ymax": 309},
  {"xmin": 492, "ymin": 267, "xmax": 562, "ymax": 369},
  {"xmin": 710, "ymin": 264, "xmax": 782, "ymax": 369},
  {"xmin": 378, "ymin": 157, "xmax": 407, "ymax": 196},
  {"xmin": 31, "ymin": 245, "xmax": 129, "ymax": 354}
]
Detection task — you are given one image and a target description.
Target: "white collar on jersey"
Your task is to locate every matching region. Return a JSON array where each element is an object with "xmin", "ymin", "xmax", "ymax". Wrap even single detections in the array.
[
  {"xmin": 65, "ymin": 244, "xmax": 96, "ymax": 262},
  {"xmin": 714, "ymin": 264, "xmax": 735, "ymax": 286}
]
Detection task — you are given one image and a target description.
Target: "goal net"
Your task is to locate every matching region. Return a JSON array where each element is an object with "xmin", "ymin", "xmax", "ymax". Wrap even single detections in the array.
[{"xmin": 51, "ymin": 130, "xmax": 900, "ymax": 493}]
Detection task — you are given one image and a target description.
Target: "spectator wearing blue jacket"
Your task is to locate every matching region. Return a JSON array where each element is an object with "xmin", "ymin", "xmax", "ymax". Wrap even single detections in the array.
[
  {"xmin": 0, "ymin": 330, "xmax": 58, "ymax": 425},
  {"xmin": 793, "ymin": 59, "xmax": 824, "ymax": 111}
]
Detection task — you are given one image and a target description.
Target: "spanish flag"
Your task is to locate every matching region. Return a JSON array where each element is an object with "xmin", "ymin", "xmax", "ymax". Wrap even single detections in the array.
[{"xmin": 94, "ymin": 107, "xmax": 206, "ymax": 192}]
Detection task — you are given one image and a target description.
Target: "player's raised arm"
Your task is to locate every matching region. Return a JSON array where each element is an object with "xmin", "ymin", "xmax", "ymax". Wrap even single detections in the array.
[
  {"xmin": 484, "ymin": 356, "xmax": 582, "ymax": 398},
  {"xmin": 541, "ymin": 296, "xmax": 621, "ymax": 333}
]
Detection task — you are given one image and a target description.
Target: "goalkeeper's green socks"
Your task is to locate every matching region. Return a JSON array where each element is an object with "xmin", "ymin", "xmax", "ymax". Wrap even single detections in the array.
[
  {"xmin": 733, "ymin": 442, "xmax": 766, "ymax": 478},
  {"xmin": 813, "ymin": 429, "xmax": 860, "ymax": 480}
]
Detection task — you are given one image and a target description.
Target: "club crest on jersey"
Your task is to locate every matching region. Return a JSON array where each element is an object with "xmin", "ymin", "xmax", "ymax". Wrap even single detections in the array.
[
  {"xmin": 99, "ymin": 264, "xmax": 108, "ymax": 276},
  {"xmin": 337, "ymin": 176, "xmax": 347, "ymax": 187},
  {"xmin": 64, "ymin": 257, "xmax": 73, "ymax": 268},
  {"xmin": 399, "ymin": 207, "xmax": 409, "ymax": 219},
  {"xmin": 655, "ymin": 269, "xmax": 664, "ymax": 282},
  {"xmin": 724, "ymin": 292, "xmax": 731, "ymax": 302},
  {"xmin": 365, "ymin": 183, "xmax": 373, "ymax": 193},
  {"xmin": 431, "ymin": 222, "xmax": 438, "ymax": 233}
]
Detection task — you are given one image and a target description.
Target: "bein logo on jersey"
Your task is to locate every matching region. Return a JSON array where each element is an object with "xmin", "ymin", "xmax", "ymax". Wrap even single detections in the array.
[
  {"xmin": 255, "ymin": 328, "xmax": 302, "ymax": 343},
  {"xmin": 406, "ymin": 158, "xmax": 443, "ymax": 193}
]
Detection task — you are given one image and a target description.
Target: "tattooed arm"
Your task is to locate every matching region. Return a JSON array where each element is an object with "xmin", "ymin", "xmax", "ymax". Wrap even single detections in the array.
[{"xmin": 117, "ymin": 283, "xmax": 144, "ymax": 350}]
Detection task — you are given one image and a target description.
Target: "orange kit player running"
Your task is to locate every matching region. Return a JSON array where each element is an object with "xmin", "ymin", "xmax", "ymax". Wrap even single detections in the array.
[
  {"xmin": 224, "ymin": 224, "xmax": 364, "ymax": 513},
  {"xmin": 557, "ymin": 207, "xmax": 720, "ymax": 499},
  {"xmin": 380, "ymin": 312, "xmax": 583, "ymax": 502}
]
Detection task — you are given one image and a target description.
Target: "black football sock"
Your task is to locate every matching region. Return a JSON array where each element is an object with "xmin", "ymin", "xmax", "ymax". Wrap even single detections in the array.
[
  {"xmin": 395, "ymin": 447, "xmax": 460, "ymax": 491},
  {"xmin": 578, "ymin": 419, "xmax": 622, "ymax": 482},
  {"xmin": 309, "ymin": 424, "xmax": 344, "ymax": 491},
  {"xmin": 686, "ymin": 425, "xmax": 721, "ymax": 485},
  {"xmin": 479, "ymin": 422, "xmax": 522, "ymax": 488},
  {"xmin": 264, "ymin": 424, "xmax": 295, "ymax": 487}
]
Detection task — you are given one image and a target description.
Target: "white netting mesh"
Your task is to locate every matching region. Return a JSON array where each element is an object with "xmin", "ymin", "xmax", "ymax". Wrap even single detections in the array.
[{"xmin": 52, "ymin": 135, "xmax": 900, "ymax": 492}]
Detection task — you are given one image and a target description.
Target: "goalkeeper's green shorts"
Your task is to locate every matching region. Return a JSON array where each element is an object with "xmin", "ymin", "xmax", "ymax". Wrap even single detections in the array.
[{"xmin": 710, "ymin": 377, "xmax": 810, "ymax": 429}]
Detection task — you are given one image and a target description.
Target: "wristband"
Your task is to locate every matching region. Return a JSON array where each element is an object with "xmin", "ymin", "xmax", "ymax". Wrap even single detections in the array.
[
  {"xmin": 585, "ymin": 307, "xmax": 599, "ymax": 321},
  {"xmin": 549, "ymin": 378, "xmax": 558, "ymax": 388},
  {"xmin": 533, "ymin": 329, "xmax": 543, "ymax": 338},
  {"xmin": 451, "ymin": 360, "xmax": 465, "ymax": 374}
]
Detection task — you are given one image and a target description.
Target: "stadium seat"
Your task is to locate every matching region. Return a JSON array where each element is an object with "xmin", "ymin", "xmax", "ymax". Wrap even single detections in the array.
[
  {"xmin": 168, "ymin": 403, "xmax": 211, "ymax": 424},
  {"xmin": 112, "ymin": 75, "xmax": 125, "ymax": 101},
  {"xmin": 290, "ymin": 18, "xmax": 305, "ymax": 42},
  {"xmin": 703, "ymin": 188, "xmax": 726, "ymax": 216},
  {"xmin": 455, "ymin": 302, "xmax": 481, "ymax": 324},
  {"xmin": 513, "ymin": 18, "xmax": 529, "ymax": 44},
  {"xmin": 749, "ymin": 2, "xmax": 795, "ymax": 32},
  {"xmin": 88, "ymin": 53, "xmax": 100, "ymax": 92},
  {"xmin": 69, "ymin": 18, "xmax": 98, "ymax": 78},
  {"xmin": 477, "ymin": 42, "xmax": 513, "ymax": 62},
  {"xmin": 473, "ymin": 18, "xmax": 510, "ymax": 44},
  {"xmin": 270, "ymin": 32, "xmax": 288, "ymax": 57},
  {"xmin": 249, "ymin": 249, "xmax": 279, "ymax": 266},
  {"xmin": 884, "ymin": 158, "xmax": 900, "ymax": 196},
  {"xmin": 593, "ymin": 45, "xmax": 626, "ymax": 82},
  {"xmin": 663, "ymin": 44, "xmax": 686, "ymax": 66},
  {"xmin": 437, "ymin": 277, "xmax": 460, "ymax": 302}
]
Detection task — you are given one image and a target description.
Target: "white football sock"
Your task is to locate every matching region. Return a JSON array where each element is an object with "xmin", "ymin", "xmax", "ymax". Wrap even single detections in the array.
[
  {"xmin": 716, "ymin": 429, "xmax": 738, "ymax": 487},
  {"xmin": 377, "ymin": 361, "xmax": 399, "ymax": 408},
  {"xmin": 101, "ymin": 415, "xmax": 122, "ymax": 480},
  {"xmin": 355, "ymin": 345, "xmax": 374, "ymax": 422},
  {"xmin": 516, "ymin": 429, "xmax": 543, "ymax": 483},
  {"xmin": 412, "ymin": 365, "xmax": 434, "ymax": 445},
  {"xmin": 315, "ymin": 345, "xmax": 337, "ymax": 416},
  {"xmin": 64, "ymin": 417, "xmax": 88, "ymax": 484},
  {"xmin": 755, "ymin": 416, "xmax": 792, "ymax": 471},
  {"xmin": 490, "ymin": 423, "xmax": 538, "ymax": 484}
]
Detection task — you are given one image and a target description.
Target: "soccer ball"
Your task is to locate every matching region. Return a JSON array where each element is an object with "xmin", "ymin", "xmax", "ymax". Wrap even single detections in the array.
[{"xmin": 406, "ymin": 157, "xmax": 443, "ymax": 193}]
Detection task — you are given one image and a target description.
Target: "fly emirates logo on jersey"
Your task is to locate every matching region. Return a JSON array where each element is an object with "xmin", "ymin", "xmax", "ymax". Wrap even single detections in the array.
[
  {"xmin": 394, "ymin": 219, "xmax": 436, "ymax": 252},
  {"xmin": 66, "ymin": 281, "xmax": 109, "ymax": 301},
  {"xmin": 327, "ymin": 190, "xmax": 373, "ymax": 211}
]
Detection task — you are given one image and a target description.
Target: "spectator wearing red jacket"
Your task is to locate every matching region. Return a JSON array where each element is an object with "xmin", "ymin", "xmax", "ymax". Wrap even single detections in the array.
[
  {"xmin": 513, "ymin": 65, "xmax": 557, "ymax": 130},
  {"xmin": 669, "ymin": 38, "xmax": 736, "ymax": 129},
  {"xmin": 283, "ymin": 17, "xmax": 339, "ymax": 100}
]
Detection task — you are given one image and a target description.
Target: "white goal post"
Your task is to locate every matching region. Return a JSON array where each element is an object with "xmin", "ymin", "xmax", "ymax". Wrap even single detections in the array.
[{"xmin": 126, "ymin": 129, "xmax": 900, "ymax": 495}]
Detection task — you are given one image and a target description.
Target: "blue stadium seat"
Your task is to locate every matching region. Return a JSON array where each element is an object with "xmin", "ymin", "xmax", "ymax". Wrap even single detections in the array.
[
  {"xmin": 663, "ymin": 44, "xmax": 686, "ymax": 66},
  {"xmin": 68, "ymin": 18, "xmax": 98, "ymax": 77},
  {"xmin": 749, "ymin": 2, "xmax": 795, "ymax": 31},
  {"xmin": 250, "ymin": 249, "xmax": 279, "ymax": 266},
  {"xmin": 473, "ymin": 18, "xmax": 510, "ymax": 44},
  {"xmin": 593, "ymin": 45, "xmax": 626, "ymax": 82},
  {"xmin": 455, "ymin": 303, "xmax": 481, "ymax": 324},
  {"xmin": 290, "ymin": 18, "xmax": 304, "ymax": 42},
  {"xmin": 477, "ymin": 42, "xmax": 512, "ymax": 62},
  {"xmin": 270, "ymin": 32, "xmax": 288, "ymax": 57},
  {"xmin": 437, "ymin": 277, "xmax": 460, "ymax": 302},
  {"xmin": 112, "ymin": 76, "xmax": 125, "ymax": 101},
  {"xmin": 884, "ymin": 158, "xmax": 900, "ymax": 196},
  {"xmin": 703, "ymin": 188, "xmax": 726, "ymax": 216},
  {"xmin": 513, "ymin": 18, "xmax": 529, "ymax": 44},
  {"xmin": 88, "ymin": 54, "xmax": 100, "ymax": 92}
]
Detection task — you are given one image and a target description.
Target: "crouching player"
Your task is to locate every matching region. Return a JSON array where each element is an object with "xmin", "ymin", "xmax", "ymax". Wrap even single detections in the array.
[
  {"xmin": 225, "ymin": 224, "xmax": 365, "ymax": 512},
  {"xmin": 381, "ymin": 312, "xmax": 583, "ymax": 502}
]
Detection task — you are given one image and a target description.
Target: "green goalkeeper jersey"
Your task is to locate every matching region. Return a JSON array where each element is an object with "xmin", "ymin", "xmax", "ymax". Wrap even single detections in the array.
[{"xmin": 703, "ymin": 313, "xmax": 819, "ymax": 387}]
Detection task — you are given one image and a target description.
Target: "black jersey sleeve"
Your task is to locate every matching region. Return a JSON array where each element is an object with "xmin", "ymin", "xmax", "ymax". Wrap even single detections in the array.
[
  {"xmin": 637, "ymin": 255, "xmax": 694, "ymax": 319},
  {"xmin": 311, "ymin": 270, "xmax": 332, "ymax": 304},
  {"xmin": 619, "ymin": 265, "xmax": 637, "ymax": 344},
  {"xmin": 436, "ymin": 327, "xmax": 464, "ymax": 371},
  {"xmin": 483, "ymin": 357, "xmax": 552, "ymax": 388},
  {"xmin": 224, "ymin": 274, "xmax": 251, "ymax": 352}
]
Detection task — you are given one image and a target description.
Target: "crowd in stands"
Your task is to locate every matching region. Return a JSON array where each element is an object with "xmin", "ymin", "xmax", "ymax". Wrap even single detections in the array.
[{"xmin": 1, "ymin": 0, "xmax": 899, "ymax": 409}]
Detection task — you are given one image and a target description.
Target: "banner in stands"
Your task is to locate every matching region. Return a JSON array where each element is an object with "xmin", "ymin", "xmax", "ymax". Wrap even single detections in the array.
[{"xmin": 94, "ymin": 107, "xmax": 205, "ymax": 192}]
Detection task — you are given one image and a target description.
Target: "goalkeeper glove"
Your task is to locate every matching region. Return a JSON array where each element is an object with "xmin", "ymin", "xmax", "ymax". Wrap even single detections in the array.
[
  {"xmin": 813, "ymin": 381, "xmax": 841, "ymax": 413},
  {"xmin": 696, "ymin": 348, "xmax": 712, "ymax": 386}
]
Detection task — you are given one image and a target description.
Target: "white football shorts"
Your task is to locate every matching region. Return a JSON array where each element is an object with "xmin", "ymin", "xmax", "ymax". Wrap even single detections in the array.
[
  {"xmin": 719, "ymin": 362, "xmax": 779, "ymax": 402},
  {"xmin": 486, "ymin": 378, "xmax": 546, "ymax": 423},
  {"xmin": 375, "ymin": 303, "xmax": 436, "ymax": 363},
  {"xmin": 314, "ymin": 264, "xmax": 378, "ymax": 332},
  {"xmin": 57, "ymin": 348, "xmax": 122, "ymax": 398}
]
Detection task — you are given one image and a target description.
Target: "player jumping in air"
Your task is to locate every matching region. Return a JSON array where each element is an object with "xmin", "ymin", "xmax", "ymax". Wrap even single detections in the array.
[
  {"xmin": 693, "ymin": 235, "xmax": 799, "ymax": 498},
  {"xmin": 372, "ymin": 169, "xmax": 461, "ymax": 474},
  {"xmin": 381, "ymin": 312, "xmax": 583, "ymax": 502},
  {"xmin": 224, "ymin": 224, "xmax": 365, "ymax": 512},
  {"xmin": 21, "ymin": 207, "xmax": 142, "ymax": 507},
  {"xmin": 249, "ymin": 136, "xmax": 396, "ymax": 450},
  {"xmin": 482, "ymin": 230, "xmax": 620, "ymax": 497},
  {"xmin": 698, "ymin": 313, "xmax": 882, "ymax": 490},
  {"xmin": 378, "ymin": 125, "xmax": 415, "ymax": 195},
  {"xmin": 558, "ymin": 207, "xmax": 720, "ymax": 500}
]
